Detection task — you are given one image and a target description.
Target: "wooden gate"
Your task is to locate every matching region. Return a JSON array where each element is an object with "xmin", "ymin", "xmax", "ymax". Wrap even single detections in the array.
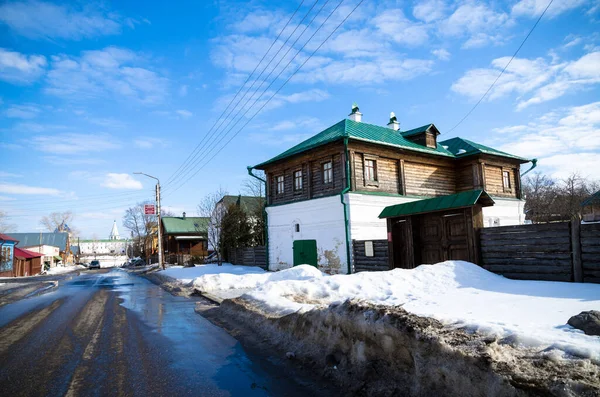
[{"xmin": 416, "ymin": 210, "xmax": 471, "ymax": 264}]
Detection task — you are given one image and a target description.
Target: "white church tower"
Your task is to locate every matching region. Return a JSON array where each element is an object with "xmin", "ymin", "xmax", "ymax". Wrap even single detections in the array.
[{"xmin": 109, "ymin": 220, "xmax": 120, "ymax": 240}]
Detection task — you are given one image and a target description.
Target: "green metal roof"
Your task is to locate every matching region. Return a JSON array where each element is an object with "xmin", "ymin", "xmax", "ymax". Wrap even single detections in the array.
[
  {"xmin": 439, "ymin": 137, "xmax": 529, "ymax": 163},
  {"xmin": 253, "ymin": 119, "xmax": 528, "ymax": 168},
  {"xmin": 254, "ymin": 119, "xmax": 455, "ymax": 168},
  {"xmin": 378, "ymin": 190, "xmax": 495, "ymax": 218},
  {"xmin": 582, "ymin": 190, "xmax": 600, "ymax": 207},
  {"xmin": 161, "ymin": 217, "xmax": 209, "ymax": 234}
]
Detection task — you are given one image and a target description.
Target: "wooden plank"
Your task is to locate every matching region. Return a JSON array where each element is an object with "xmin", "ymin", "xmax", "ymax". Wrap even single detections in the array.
[
  {"xmin": 484, "ymin": 265, "xmax": 571, "ymax": 274},
  {"xmin": 480, "ymin": 230, "xmax": 570, "ymax": 241},
  {"xmin": 480, "ymin": 236, "xmax": 570, "ymax": 246},
  {"xmin": 583, "ymin": 276, "xmax": 600, "ymax": 284},
  {"xmin": 571, "ymin": 219, "xmax": 582, "ymax": 282},
  {"xmin": 581, "ymin": 237, "xmax": 600, "ymax": 246},
  {"xmin": 481, "ymin": 244, "xmax": 570, "ymax": 253},
  {"xmin": 480, "ymin": 222, "xmax": 569, "ymax": 234},
  {"xmin": 497, "ymin": 272, "xmax": 572, "ymax": 282},
  {"xmin": 582, "ymin": 260, "xmax": 600, "ymax": 269},
  {"xmin": 582, "ymin": 253, "xmax": 600, "ymax": 262},
  {"xmin": 481, "ymin": 252, "xmax": 572, "ymax": 260},
  {"xmin": 482, "ymin": 258, "xmax": 572, "ymax": 266}
]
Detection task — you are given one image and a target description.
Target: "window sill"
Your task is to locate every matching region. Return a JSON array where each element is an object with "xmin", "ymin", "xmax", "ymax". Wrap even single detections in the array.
[{"xmin": 366, "ymin": 181, "xmax": 379, "ymax": 187}]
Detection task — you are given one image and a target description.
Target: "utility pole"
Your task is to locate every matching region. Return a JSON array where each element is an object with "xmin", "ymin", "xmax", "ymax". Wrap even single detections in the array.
[{"xmin": 134, "ymin": 172, "xmax": 164, "ymax": 270}]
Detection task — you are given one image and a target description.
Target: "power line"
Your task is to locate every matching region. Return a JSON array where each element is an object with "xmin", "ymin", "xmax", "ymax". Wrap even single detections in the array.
[
  {"xmin": 165, "ymin": 0, "xmax": 364, "ymax": 197},
  {"xmin": 165, "ymin": 0, "xmax": 342, "ymax": 195},
  {"xmin": 446, "ymin": 0, "xmax": 555, "ymax": 135},
  {"xmin": 164, "ymin": 0, "xmax": 313, "ymax": 188}
]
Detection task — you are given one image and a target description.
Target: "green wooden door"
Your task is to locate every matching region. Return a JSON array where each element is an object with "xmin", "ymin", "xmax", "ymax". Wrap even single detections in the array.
[{"xmin": 293, "ymin": 240, "xmax": 318, "ymax": 267}]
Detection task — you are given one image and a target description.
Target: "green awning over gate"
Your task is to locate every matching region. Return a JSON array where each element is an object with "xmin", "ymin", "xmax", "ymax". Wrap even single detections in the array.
[{"xmin": 378, "ymin": 190, "xmax": 495, "ymax": 219}]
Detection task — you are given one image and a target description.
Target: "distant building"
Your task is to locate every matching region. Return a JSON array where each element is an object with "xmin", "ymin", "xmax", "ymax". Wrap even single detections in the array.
[
  {"xmin": 20, "ymin": 244, "xmax": 61, "ymax": 268},
  {"xmin": 79, "ymin": 221, "xmax": 127, "ymax": 257},
  {"xmin": 582, "ymin": 190, "xmax": 600, "ymax": 222},
  {"xmin": 9, "ymin": 232, "xmax": 71, "ymax": 265},
  {"xmin": 162, "ymin": 213, "xmax": 209, "ymax": 258}
]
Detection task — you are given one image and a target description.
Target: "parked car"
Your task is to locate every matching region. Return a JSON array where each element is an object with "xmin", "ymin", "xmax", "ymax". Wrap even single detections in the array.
[{"xmin": 88, "ymin": 260, "xmax": 101, "ymax": 269}]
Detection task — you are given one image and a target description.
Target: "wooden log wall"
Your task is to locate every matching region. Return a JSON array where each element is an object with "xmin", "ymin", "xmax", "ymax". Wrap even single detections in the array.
[
  {"xmin": 404, "ymin": 162, "xmax": 455, "ymax": 196},
  {"xmin": 581, "ymin": 223, "xmax": 600, "ymax": 283},
  {"xmin": 480, "ymin": 222, "xmax": 573, "ymax": 282},
  {"xmin": 353, "ymin": 239, "xmax": 389, "ymax": 272},
  {"xmin": 229, "ymin": 246, "xmax": 267, "ymax": 268},
  {"xmin": 484, "ymin": 164, "xmax": 519, "ymax": 198}
]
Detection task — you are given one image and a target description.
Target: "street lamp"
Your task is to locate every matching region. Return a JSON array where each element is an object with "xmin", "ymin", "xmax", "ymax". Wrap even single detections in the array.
[{"xmin": 134, "ymin": 172, "xmax": 164, "ymax": 270}]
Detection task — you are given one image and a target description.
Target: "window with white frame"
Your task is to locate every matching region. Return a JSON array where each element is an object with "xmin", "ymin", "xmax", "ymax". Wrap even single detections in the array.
[
  {"xmin": 502, "ymin": 171, "xmax": 511, "ymax": 189},
  {"xmin": 294, "ymin": 170, "xmax": 303, "ymax": 191},
  {"xmin": 323, "ymin": 161, "xmax": 332, "ymax": 184},
  {"xmin": 364, "ymin": 159, "xmax": 377, "ymax": 182},
  {"xmin": 276, "ymin": 175, "xmax": 284, "ymax": 195}
]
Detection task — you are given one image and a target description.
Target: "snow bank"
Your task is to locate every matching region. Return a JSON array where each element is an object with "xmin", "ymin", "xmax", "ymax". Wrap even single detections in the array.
[
  {"xmin": 240, "ymin": 261, "xmax": 600, "ymax": 360},
  {"xmin": 46, "ymin": 265, "xmax": 85, "ymax": 275},
  {"xmin": 158, "ymin": 263, "xmax": 266, "ymax": 284}
]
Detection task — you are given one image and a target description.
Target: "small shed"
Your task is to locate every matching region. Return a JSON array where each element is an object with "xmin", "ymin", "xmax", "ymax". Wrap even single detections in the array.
[
  {"xmin": 379, "ymin": 190, "xmax": 494, "ymax": 269},
  {"xmin": 581, "ymin": 190, "xmax": 600, "ymax": 222},
  {"xmin": 13, "ymin": 248, "xmax": 43, "ymax": 276}
]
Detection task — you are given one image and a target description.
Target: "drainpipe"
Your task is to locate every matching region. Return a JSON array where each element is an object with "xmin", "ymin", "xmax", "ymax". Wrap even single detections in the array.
[
  {"xmin": 520, "ymin": 158, "xmax": 538, "ymax": 178},
  {"xmin": 341, "ymin": 137, "xmax": 352, "ymax": 274},
  {"xmin": 247, "ymin": 166, "xmax": 269, "ymax": 271}
]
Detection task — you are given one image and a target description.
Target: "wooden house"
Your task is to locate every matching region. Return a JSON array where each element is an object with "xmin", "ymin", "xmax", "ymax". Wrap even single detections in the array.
[
  {"xmin": 582, "ymin": 190, "xmax": 600, "ymax": 222},
  {"xmin": 161, "ymin": 214, "xmax": 209, "ymax": 257},
  {"xmin": 0, "ymin": 233, "xmax": 18, "ymax": 277},
  {"xmin": 249, "ymin": 105, "xmax": 532, "ymax": 274},
  {"xmin": 13, "ymin": 248, "xmax": 43, "ymax": 276},
  {"xmin": 10, "ymin": 232, "xmax": 71, "ymax": 265}
]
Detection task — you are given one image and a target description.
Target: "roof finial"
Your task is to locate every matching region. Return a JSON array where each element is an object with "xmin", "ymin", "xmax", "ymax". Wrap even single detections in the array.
[
  {"xmin": 348, "ymin": 102, "xmax": 362, "ymax": 122},
  {"xmin": 351, "ymin": 102, "xmax": 359, "ymax": 114},
  {"xmin": 387, "ymin": 111, "xmax": 400, "ymax": 131}
]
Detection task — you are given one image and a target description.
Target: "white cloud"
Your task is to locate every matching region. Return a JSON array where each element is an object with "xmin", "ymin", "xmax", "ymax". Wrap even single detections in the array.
[
  {"xmin": 0, "ymin": 172, "xmax": 22, "ymax": 178},
  {"xmin": 413, "ymin": 0, "xmax": 448, "ymax": 22},
  {"xmin": 134, "ymin": 137, "xmax": 166, "ymax": 149},
  {"xmin": 268, "ymin": 117, "xmax": 323, "ymax": 131},
  {"xmin": 373, "ymin": 9, "xmax": 429, "ymax": 47},
  {"xmin": 46, "ymin": 47, "xmax": 169, "ymax": 105},
  {"xmin": 492, "ymin": 101, "xmax": 600, "ymax": 179},
  {"xmin": 102, "ymin": 173, "xmax": 143, "ymax": 190},
  {"xmin": 176, "ymin": 109, "xmax": 193, "ymax": 118},
  {"xmin": 440, "ymin": 3, "xmax": 510, "ymax": 48},
  {"xmin": 511, "ymin": 0, "xmax": 587, "ymax": 19},
  {"xmin": 0, "ymin": 48, "xmax": 46, "ymax": 84},
  {"xmin": 0, "ymin": 182, "xmax": 61, "ymax": 196},
  {"xmin": 431, "ymin": 48, "xmax": 451, "ymax": 61},
  {"xmin": 0, "ymin": 1, "xmax": 136, "ymax": 40},
  {"xmin": 3, "ymin": 104, "xmax": 41, "ymax": 119},
  {"xmin": 30, "ymin": 132, "xmax": 121, "ymax": 154},
  {"xmin": 451, "ymin": 51, "xmax": 600, "ymax": 110}
]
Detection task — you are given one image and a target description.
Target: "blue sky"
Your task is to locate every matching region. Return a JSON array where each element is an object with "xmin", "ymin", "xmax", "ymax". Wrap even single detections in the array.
[{"xmin": 1, "ymin": 0, "xmax": 599, "ymax": 238}]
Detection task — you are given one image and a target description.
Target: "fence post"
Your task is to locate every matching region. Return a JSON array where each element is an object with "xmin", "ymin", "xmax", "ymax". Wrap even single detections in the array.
[{"xmin": 571, "ymin": 219, "xmax": 583, "ymax": 282}]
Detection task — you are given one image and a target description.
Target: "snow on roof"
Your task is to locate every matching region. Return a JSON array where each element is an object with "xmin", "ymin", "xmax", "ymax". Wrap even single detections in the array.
[{"xmin": 180, "ymin": 261, "xmax": 600, "ymax": 360}]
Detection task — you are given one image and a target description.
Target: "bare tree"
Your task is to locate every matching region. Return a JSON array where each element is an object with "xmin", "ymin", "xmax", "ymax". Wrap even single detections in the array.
[
  {"xmin": 40, "ymin": 211, "xmax": 79, "ymax": 237},
  {"xmin": 241, "ymin": 170, "xmax": 265, "ymax": 198},
  {"xmin": 197, "ymin": 187, "xmax": 228, "ymax": 265},
  {"xmin": 123, "ymin": 201, "xmax": 156, "ymax": 260},
  {"xmin": 0, "ymin": 210, "xmax": 16, "ymax": 233},
  {"xmin": 524, "ymin": 172, "xmax": 599, "ymax": 222}
]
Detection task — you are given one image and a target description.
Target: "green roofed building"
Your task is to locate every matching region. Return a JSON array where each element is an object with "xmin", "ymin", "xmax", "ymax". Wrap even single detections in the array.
[
  {"xmin": 248, "ymin": 105, "xmax": 534, "ymax": 274},
  {"xmin": 161, "ymin": 213, "xmax": 210, "ymax": 258}
]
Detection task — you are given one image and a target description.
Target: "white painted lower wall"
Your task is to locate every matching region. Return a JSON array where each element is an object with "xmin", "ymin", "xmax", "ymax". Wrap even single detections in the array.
[
  {"xmin": 482, "ymin": 198, "xmax": 526, "ymax": 227},
  {"xmin": 347, "ymin": 193, "xmax": 421, "ymax": 241},
  {"xmin": 266, "ymin": 195, "xmax": 349, "ymax": 274}
]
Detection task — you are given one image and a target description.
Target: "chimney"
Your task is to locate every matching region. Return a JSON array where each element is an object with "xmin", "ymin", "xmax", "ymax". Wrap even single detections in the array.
[
  {"xmin": 182, "ymin": 211, "xmax": 186, "ymax": 219},
  {"xmin": 387, "ymin": 112, "xmax": 400, "ymax": 131},
  {"xmin": 348, "ymin": 102, "xmax": 362, "ymax": 122}
]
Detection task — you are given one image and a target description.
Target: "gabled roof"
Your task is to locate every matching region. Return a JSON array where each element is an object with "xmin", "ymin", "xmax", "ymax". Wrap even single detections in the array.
[
  {"xmin": 401, "ymin": 123, "xmax": 440, "ymax": 138},
  {"xmin": 162, "ymin": 217, "xmax": 209, "ymax": 235},
  {"xmin": 440, "ymin": 137, "xmax": 529, "ymax": 163},
  {"xmin": 379, "ymin": 189, "xmax": 495, "ymax": 218},
  {"xmin": 218, "ymin": 195, "xmax": 265, "ymax": 213},
  {"xmin": 253, "ymin": 119, "xmax": 528, "ymax": 168},
  {"xmin": 10, "ymin": 233, "xmax": 68, "ymax": 251},
  {"xmin": 254, "ymin": 119, "xmax": 455, "ymax": 168},
  {"xmin": 582, "ymin": 190, "xmax": 600, "ymax": 207},
  {"xmin": 0, "ymin": 233, "xmax": 18, "ymax": 243},
  {"xmin": 14, "ymin": 247, "xmax": 44, "ymax": 259}
]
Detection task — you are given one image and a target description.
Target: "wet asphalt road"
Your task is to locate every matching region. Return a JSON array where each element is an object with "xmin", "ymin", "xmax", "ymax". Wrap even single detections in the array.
[{"xmin": 0, "ymin": 269, "xmax": 317, "ymax": 397}]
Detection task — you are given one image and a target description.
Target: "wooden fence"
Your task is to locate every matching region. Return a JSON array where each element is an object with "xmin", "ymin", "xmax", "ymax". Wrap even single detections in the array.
[
  {"xmin": 479, "ymin": 221, "xmax": 599, "ymax": 283},
  {"xmin": 581, "ymin": 222, "xmax": 600, "ymax": 283},
  {"xmin": 228, "ymin": 246, "xmax": 267, "ymax": 268},
  {"xmin": 352, "ymin": 239, "xmax": 389, "ymax": 272}
]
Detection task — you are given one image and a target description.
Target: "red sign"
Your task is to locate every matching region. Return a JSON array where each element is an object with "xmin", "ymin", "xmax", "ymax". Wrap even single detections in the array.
[{"xmin": 144, "ymin": 204, "xmax": 156, "ymax": 215}]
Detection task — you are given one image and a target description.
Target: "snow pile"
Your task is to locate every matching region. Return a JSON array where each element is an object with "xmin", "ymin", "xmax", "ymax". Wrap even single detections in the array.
[
  {"xmin": 192, "ymin": 264, "xmax": 323, "ymax": 291},
  {"xmin": 159, "ymin": 263, "xmax": 266, "ymax": 284},
  {"xmin": 241, "ymin": 261, "xmax": 600, "ymax": 360},
  {"xmin": 46, "ymin": 265, "xmax": 85, "ymax": 275}
]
